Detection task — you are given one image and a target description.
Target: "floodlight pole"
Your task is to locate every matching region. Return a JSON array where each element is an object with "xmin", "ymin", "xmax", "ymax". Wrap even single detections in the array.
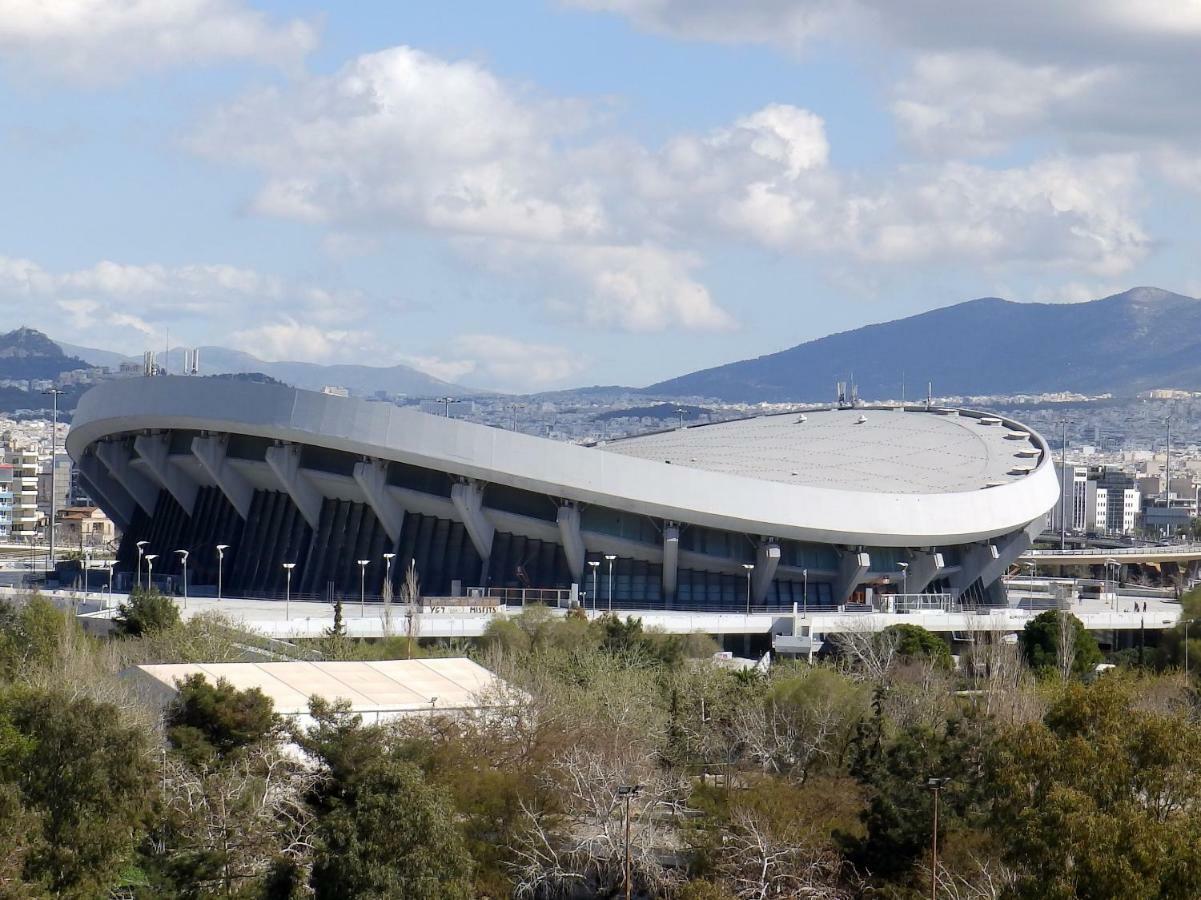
[
  {"xmin": 358, "ymin": 559, "xmax": 370, "ymax": 616},
  {"xmin": 175, "ymin": 550, "xmax": 189, "ymax": 609},
  {"xmin": 743, "ymin": 563, "xmax": 755, "ymax": 615},
  {"xmin": 283, "ymin": 563, "xmax": 295, "ymax": 620},
  {"xmin": 216, "ymin": 544, "xmax": 229, "ymax": 602},
  {"xmin": 588, "ymin": 560, "xmax": 600, "ymax": 613},
  {"xmin": 42, "ymin": 388, "xmax": 63, "ymax": 574},
  {"xmin": 605, "ymin": 554, "xmax": 616, "ymax": 612},
  {"xmin": 136, "ymin": 540, "xmax": 149, "ymax": 590}
]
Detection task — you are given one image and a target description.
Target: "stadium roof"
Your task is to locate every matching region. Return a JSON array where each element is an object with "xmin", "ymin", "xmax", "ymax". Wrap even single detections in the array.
[
  {"xmin": 599, "ymin": 407, "xmax": 1042, "ymax": 494},
  {"xmin": 126, "ymin": 657, "xmax": 505, "ymax": 718}
]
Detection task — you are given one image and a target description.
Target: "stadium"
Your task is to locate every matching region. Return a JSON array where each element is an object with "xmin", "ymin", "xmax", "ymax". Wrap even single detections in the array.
[{"xmin": 66, "ymin": 377, "xmax": 1059, "ymax": 611}]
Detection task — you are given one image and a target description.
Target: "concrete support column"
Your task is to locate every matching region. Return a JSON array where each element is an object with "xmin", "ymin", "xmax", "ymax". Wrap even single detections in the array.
[
  {"xmin": 662, "ymin": 524, "xmax": 680, "ymax": 606},
  {"xmin": 134, "ymin": 433, "xmax": 198, "ymax": 515},
  {"xmin": 952, "ymin": 522, "xmax": 1036, "ymax": 603},
  {"xmin": 77, "ymin": 451, "xmax": 135, "ymax": 531},
  {"xmin": 556, "ymin": 503, "xmax": 585, "ymax": 582},
  {"xmin": 264, "ymin": 443, "xmax": 323, "ymax": 530},
  {"xmin": 904, "ymin": 550, "xmax": 946, "ymax": 595},
  {"xmin": 353, "ymin": 459, "xmax": 405, "ymax": 544},
  {"xmin": 752, "ymin": 541, "xmax": 781, "ymax": 603},
  {"xmin": 191, "ymin": 435, "xmax": 254, "ymax": 520},
  {"xmin": 96, "ymin": 440, "xmax": 159, "ymax": 516},
  {"xmin": 451, "ymin": 479, "xmax": 494, "ymax": 563},
  {"xmin": 833, "ymin": 549, "xmax": 871, "ymax": 605}
]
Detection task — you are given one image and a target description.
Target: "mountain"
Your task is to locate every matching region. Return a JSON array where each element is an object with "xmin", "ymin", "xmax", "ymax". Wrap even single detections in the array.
[
  {"xmin": 56, "ymin": 342, "xmax": 479, "ymax": 398},
  {"xmin": 0, "ymin": 328, "xmax": 91, "ymax": 381},
  {"xmin": 645, "ymin": 287, "xmax": 1201, "ymax": 402}
]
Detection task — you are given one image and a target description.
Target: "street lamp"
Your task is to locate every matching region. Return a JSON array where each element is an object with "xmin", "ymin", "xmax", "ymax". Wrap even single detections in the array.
[
  {"xmin": 434, "ymin": 396, "xmax": 455, "ymax": 417},
  {"xmin": 605, "ymin": 554, "xmax": 617, "ymax": 612},
  {"xmin": 742, "ymin": 562, "xmax": 755, "ymax": 615},
  {"xmin": 42, "ymin": 388, "xmax": 64, "ymax": 571},
  {"xmin": 383, "ymin": 552, "xmax": 395, "ymax": 596},
  {"xmin": 216, "ymin": 544, "xmax": 229, "ymax": 602},
  {"xmin": 283, "ymin": 562, "xmax": 295, "ymax": 620},
  {"xmin": 802, "ymin": 567, "xmax": 808, "ymax": 615},
  {"xmin": 617, "ymin": 784, "xmax": 643, "ymax": 900},
  {"xmin": 82, "ymin": 547, "xmax": 92, "ymax": 604},
  {"xmin": 925, "ymin": 777, "xmax": 950, "ymax": 900},
  {"xmin": 899, "ymin": 561, "xmax": 909, "ymax": 599},
  {"xmin": 105, "ymin": 560, "xmax": 114, "ymax": 609},
  {"xmin": 136, "ymin": 540, "xmax": 150, "ymax": 590},
  {"xmin": 588, "ymin": 560, "xmax": 600, "ymax": 613},
  {"xmin": 144, "ymin": 554, "xmax": 158, "ymax": 591},
  {"xmin": 358, "ymin": 559, "xmax": 370, "ymax": 616},
  {"xmin": 175, "ymin": 549, "xmax": 189, "ymax": 609}
]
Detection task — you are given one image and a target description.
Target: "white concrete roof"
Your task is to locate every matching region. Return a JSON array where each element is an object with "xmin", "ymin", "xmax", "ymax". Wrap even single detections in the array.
[
  {"xmin": 128, "ymin": 657, "xmax": 504, "ymax": 716},
  {"xmin": 600, "ymin": 407, "xmax": 1041, "ymax": 494},
  {"xmin": 68, "ymin": 378, "xmax": 1059, "ymax": 546}
]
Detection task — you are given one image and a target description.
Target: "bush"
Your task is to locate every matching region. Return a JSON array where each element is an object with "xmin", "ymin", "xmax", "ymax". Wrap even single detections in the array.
[
  {"xmin": 1020, "ymin": 610, "xmax": 1102, "ymax": 675},
  {"xmin": 114, "ymin": 588, "xmax": 181, "ymax": 637},
  {"xmin": 883, "ymin": 623, "xmax": 953, "ymax": 667}
]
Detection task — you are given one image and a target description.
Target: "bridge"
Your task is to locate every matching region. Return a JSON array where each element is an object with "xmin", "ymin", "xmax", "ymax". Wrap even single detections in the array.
[{"xmin": 1021, "ymin": 544, "xmax": 1201, "ymax": 565}]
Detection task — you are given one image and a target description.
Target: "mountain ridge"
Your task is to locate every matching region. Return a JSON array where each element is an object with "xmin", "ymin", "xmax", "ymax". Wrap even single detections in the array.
[{"xmin": 645, "ymin": 286, "xmax": 1201, "ymax": 401}]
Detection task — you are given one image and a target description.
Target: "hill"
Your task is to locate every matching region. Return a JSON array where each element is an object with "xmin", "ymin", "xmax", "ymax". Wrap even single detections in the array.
[
  {"xmin": 56, "ymin": 342, "xmax": 478, "ymax": 398},
  {"xmin": 645, "ymin": 287, "xmax": 1201, "ymax": 402},
  {"xmin": 0, "ymin": 328, "xmax": 91, "ymax": 381}
]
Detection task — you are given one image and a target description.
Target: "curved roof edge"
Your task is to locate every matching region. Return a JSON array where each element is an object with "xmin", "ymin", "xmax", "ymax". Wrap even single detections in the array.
[{"xmin": 68, "ymin": 378, "xmax": 1059, "ymax": 547}]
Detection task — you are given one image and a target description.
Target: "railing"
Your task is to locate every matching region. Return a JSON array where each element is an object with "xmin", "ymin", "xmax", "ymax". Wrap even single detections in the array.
[{"xmin": 1025, "ymin": 544, "xmax": 1201, "ymax": 557}]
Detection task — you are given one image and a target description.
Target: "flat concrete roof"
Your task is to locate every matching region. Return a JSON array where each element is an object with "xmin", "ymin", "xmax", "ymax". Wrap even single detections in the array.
[
  {"xmin": 128, "ymin": 657, "xmax": 504, "ymax": 716},
  {"xmin": 599, "ymin": 407, "xmax": 1042, "ymax": 495}
]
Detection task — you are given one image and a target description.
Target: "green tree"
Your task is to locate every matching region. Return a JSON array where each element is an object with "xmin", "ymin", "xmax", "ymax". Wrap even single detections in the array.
[
  {"xmin": 1019, "ymin": 609, "xmax": 1101, "ymax": 675},
  {"xmin": 882, "ymin": 623, "xmax": 953, "ymax": 667},
  {"xmin": 0, "ymin": 686, "xmax": 155, "ymax": 898},
  {"xmin": 0, "ymin": 595, "xmax": 74, "ymax": 680},
  {"xmin": 166, "ymin": 674, "xmax": 279, "ymax": 766},
  {"xmin": 300, "ymin": 701, "xmax": 473, "ymax": 899},
  {"xmin": 988, "ymin": 676, "xmax": 1201, "ymax": 898},
  {"xmin": 114, "ymin": 587, "xmax": 181, "ymax": 637}
]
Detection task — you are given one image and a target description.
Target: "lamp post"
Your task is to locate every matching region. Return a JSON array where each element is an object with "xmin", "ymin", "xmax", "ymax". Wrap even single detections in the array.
[
  {"xmin": 216, "ymin": 544, "xmax": 229, "ymax": 602},
  {"xmin": 136, "ymin": 540, "xmax": 149, "ymax": 590},
  {"xmin": 617, "ymin": 784, "xmax": 643, "ymax": 900},
  {"xmin": 1105, "ymin": 557, "xmax": 1118, "ymax": 610},
  {"xmin": 926, "ymin": 777, "xmax": 950, "ymax": 900},
  {"xmin": 742, "ymin": 563, "xmax": 755, "ymax": 615},
  {"xmin": 358, "ymin": 559, "xmax": 370, "ymax": 617},
  {"xmin": 42, "ymin": 388, "xmax": 63, "ymax": 572},
  {"xmin": 605, "ymin": 554, "xmax": 617, "ymax": 612},
  {"xmin": 802, "ymin": 567, "xmax": 808, "ymax": 615},
  {"xmin": 175, "ymin": 549, "xmax": 189, "ymax": 609},
  {"xmin": 434, "ymin": 396, "xmax": 455, "ymax": 417},
  {"xmin": 383, "ymin": 551, "xmax": 395, "ymax": 594},
  {"xmin": 82, "ymin": 547, "xmax": 92, "ymax": 604},
  {"xmin": 283, "ymin": 563, "xmax": 295, "ymax": 620},
  {"xmin": 899, "ymin": 561, "xmax": 909, "ymax": 601},
  {"xmin": 588, "ymin": 560, "xmax": 600, "ymax": 613},
  {"xmin": 144, "ymin": 554, "xmax": 158, "ymax": 592},
  {"xmin": 105, "ymin": 560, "xmax": 114, "ymax": 609}
]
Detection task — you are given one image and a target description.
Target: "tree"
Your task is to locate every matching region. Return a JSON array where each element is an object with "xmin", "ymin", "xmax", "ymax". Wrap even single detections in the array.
[
  {"xmin": 1019, "ymin": 610, "xmax": 1101, "ymax": 675},
  {"xmin": 114, "ymin": 587, "xmax": 181, "ymax": 637},
  {"xmin": 298, "ymin": 700, "xmax": 474, "ymax": 899},
  {"xmin": 883, "ymin": 624, "xmax": 953, "ymax": 668},
  {"xmin": 0, "ymin": 595, "xmax": 74, "ymax": 680},
  {"xmin": 166, "ymin": 675, "xmax": 280, "ymax": 767},
  {"xmin": 0, "ymin": 686, "xmax": 156, "ymax": 898},
  {"xmin": 987, "ymin": 676, "xmax": 1201, "ymax": 898}
]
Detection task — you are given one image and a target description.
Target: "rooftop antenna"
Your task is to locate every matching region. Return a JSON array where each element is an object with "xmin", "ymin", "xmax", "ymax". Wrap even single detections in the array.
[{"xmin": 926, "ymin": 382, "xmax": 932, "ymax": 409}]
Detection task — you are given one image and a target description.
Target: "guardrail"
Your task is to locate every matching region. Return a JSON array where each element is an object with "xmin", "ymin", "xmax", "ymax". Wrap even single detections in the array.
[{"xmin": 1025, "ymin": 544, "xmax": 1201, "ymax": 558}]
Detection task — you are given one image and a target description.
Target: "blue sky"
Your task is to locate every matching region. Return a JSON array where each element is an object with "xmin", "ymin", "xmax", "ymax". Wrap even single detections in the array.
[{"xmin": 1, "ymin": 1, "xmax": 1199, "ymax": 392}]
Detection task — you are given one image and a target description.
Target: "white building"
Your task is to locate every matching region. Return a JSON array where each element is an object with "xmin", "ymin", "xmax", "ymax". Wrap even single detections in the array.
[
  {"xmin": 1085, "ymin": 468, "xmax": 1141, "ymax": 535},
  {"xmin": 1047, "ymin": 463, "xmax": 1088, "ymax": 534}
]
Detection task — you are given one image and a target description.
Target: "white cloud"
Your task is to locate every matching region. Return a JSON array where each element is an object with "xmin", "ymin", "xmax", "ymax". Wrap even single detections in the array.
[
  {"xmin": 230, "ymin": 318, "xmax": 370, "ymax": 363},
  {"xmin": 0, "ymin": 0, "xmax": 317, "ymax": 83},
  {"xmin": 193, "ymin": 45, "xmax": 605, "ymax": 242},
  {"xmin": 452, "ymin": 334, "xmax": 587, "ymax": 391},
  {"xmin": 0, "ymin": 254, "xmax": 369, "ymax": 357}
]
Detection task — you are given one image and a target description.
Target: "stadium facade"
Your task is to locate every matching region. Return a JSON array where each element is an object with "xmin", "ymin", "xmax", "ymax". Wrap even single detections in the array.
[{"xmin": 67, "ymin": 378, "xmax": 1059, "ymax": 610}]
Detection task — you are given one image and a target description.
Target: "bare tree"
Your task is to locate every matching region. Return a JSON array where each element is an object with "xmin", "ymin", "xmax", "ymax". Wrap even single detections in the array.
[
  {"xmin": 716, "ymin": 807, "xmax": 853, "ymax": 899},
  {"xmin": 402, "ymin": 558, "xmax": 421, "ymax": 659},
  {"xmin": 511, "ymin": 747, "xmax": 687, "ymax": 898},
  {"xmin": 160, "ymin": 744, "xmax": 316, "ymax": 895},
  {"xmin": 830, "ymin": 625, "xmax": 898, "ymax": 681},
  {"xmin": 1056, "ymin": 610, "xmax": 1077, "ymax": 683},
  {"xmin": 966, "ymin": 631, "xmax": 1043, "ymax": 726}
]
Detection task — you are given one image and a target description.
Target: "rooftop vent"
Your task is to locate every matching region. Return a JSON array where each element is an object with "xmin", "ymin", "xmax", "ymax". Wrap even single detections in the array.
[
  {"xmin": 979, "ymin": 416, "xmax": 1002, "ymax": 426},
  {"xmin": 855, "ymin": 415, "xmax": 867, "ymax": 424},
  {"xmin": 796, "ymin": 414, "xmax": 807, "ymax": 424}
]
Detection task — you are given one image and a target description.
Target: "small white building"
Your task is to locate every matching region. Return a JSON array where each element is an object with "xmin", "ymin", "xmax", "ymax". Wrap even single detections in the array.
[{"xmin": 124, "ymin": 657, "xmax": 511, "ymax": 727}]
